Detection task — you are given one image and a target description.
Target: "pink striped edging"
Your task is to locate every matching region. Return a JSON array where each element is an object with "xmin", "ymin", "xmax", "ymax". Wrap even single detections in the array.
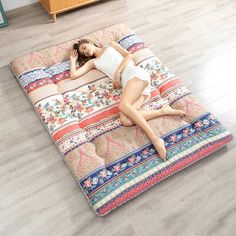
[{"xmin": 97, "ymin": 134, "xmax": 233, "ymax": 216}]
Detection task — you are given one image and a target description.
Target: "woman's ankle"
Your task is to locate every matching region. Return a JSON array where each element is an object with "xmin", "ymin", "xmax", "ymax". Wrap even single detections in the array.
[{"xmin": 150, "ymin": 135, "xmax": 162, "ymax": 142}]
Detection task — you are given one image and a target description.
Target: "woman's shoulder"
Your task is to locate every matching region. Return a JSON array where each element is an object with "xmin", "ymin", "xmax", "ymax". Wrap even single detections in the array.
[
  {"xmin": 81, "ymin": 57, "xmax": 97, "ymax": 70},
  {"xmin": 94, "ymin": 46, "xmax": 110, "ymax": 62}
]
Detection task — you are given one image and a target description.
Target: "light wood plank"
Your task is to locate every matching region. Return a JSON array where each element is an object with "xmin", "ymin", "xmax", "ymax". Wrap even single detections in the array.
[{"xmin": 0, "ymin": 0, "xmax": 235, "ymax": 235}]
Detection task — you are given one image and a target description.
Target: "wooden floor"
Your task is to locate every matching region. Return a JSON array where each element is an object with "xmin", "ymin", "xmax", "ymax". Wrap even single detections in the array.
[{"xmin": 0, "ymin": 0, "xmax": 236, "ymax": 235}]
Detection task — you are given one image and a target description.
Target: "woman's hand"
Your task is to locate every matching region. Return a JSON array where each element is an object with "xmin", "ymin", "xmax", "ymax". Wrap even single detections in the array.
[
  {"xmin": 70, "ymin": 50, "xmax": 78, "ymax": 62},
  {"xmin": 112, "ymin": 70, "xmax": 122, "ymax": 89}
]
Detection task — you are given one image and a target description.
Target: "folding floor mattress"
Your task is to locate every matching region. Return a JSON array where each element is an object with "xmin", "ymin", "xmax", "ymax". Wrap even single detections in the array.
[{"xmin": 9, "ymin": 23, "xmax": 234, "ymax": 216}]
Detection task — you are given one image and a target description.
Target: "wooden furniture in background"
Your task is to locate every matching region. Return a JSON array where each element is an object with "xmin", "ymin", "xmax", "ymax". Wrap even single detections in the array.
[{"xmin": 39, "ymin": 0, "xmax": 100, "ymax": 22}]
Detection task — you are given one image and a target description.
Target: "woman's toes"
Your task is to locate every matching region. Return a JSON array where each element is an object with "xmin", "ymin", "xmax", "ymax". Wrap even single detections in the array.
[
  {"xmin": 162, "ymin": 153, "xmax": 168, "ymax": 162},
  {"xmin": 159, "ymin": 150, "xmax": 167, "ymax": 161},
  {"xmin": 161, "ymin": 105, "xmax": 186, "ymax": 118},
  {"xmin": 178, "ymin": 110, "xmax": 186, "ymax": 117},
  {"xmin": 170, "ymin": 109, "xmax": 186, "ymax": 118},
  {"xmin": 152, "ymin": 138, "xmax": 167, "ymax": 161}
]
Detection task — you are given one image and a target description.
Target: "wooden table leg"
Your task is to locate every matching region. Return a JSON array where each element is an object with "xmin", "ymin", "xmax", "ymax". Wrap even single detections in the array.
[{"xmin": 52, "ymin": 13, "xmax": 56, "ymax": 22}]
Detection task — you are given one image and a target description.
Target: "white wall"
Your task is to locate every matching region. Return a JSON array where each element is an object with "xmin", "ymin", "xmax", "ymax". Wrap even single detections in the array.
[{"xmin": 1, "ymin": 0, "xmax": 37, "ymax": 11}]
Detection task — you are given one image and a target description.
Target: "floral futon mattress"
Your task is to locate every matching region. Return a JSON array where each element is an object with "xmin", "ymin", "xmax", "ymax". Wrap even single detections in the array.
[{"xmin": 9, "ymin": 23, "xmax": 233, "ymax": 216}]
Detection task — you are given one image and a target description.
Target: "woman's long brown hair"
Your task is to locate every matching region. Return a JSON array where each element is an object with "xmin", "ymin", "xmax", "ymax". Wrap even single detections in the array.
[{"xmin": 73, "ymin": 39, "xmax": 98, "ymax": 67}]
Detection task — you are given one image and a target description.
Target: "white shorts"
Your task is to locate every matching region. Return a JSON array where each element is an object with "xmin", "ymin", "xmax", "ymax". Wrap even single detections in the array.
[{"xmin": 120, "ymin": 64, "xmax": 151, "ymax": 101}]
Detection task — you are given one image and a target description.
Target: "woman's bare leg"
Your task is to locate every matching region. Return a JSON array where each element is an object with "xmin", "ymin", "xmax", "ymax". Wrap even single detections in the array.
[
  {"xmin": 120, "ymin": 95, "xmax": 186, "ymax": 126},
  {"xmin": 118, "ymin": 77, "xmax": 167, "ymax": 161},
  {"xmin": 120, "ymin": 94, "xmax": 150, "ymax": 126},
  {"xmin": 120, "ymin": 104, "xmax": 186, "ymax": 126},
  {"xmin": 120, "ymin": 109, "xmax": 168, "ymax": 126}
]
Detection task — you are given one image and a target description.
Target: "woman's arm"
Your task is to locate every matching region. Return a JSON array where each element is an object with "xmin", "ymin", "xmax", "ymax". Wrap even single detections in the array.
[
  {"xmin": 109, "ymin": 41, "xmax": 135, "ymax": 74},
  {"xmin": 69, "ymin": 50, "xmax": 95, "ymax": 80},
  {"xmin": 110, "ymin": 41, "xmax": 133, "ymax": 57},
  {"xmin": 116, "ymin": 54, "xmax": 134, "ymax": 74},
  {"xmin": 70, "ymin": 60, "xmax": 95, "ymax": 80}
]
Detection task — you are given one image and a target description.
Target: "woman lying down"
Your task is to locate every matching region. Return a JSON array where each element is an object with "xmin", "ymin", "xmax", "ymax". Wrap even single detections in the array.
[{"xmin": 69, "ymin": 39, "xmax": 186, "ymax": 162}]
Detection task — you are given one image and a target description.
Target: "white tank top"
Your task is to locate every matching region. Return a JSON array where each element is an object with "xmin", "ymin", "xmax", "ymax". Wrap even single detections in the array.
[{"xmin": 94, "ymin": 46, "xmax": 133, "ymax": 80}]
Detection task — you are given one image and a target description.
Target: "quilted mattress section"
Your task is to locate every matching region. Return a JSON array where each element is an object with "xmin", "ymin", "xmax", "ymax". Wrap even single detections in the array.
[{"xmin": 9, "ymin": 23, "xmax": 234, "ymax": 216}]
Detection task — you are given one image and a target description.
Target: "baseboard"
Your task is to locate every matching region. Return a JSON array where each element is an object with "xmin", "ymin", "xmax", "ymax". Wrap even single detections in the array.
[{"xmin": 5, "ymin": 2, "xmax": 41, "ymax": 17}]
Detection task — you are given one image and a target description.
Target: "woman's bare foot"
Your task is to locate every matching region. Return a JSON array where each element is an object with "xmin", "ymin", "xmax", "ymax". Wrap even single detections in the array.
[
  {"xmin": 151, "ymin": 137, "xmax": 168, "ymax": 161},
  {"xmin": 160, "ymin": 104, "xmax": 186, "ymax": 118}
]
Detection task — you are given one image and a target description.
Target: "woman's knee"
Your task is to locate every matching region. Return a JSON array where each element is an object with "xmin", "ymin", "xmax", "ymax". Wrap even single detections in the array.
[
  {"xmin": 120, "ymin": 113, "xmax": 134, "ymax": 126},
  {"xmin": 118, "ymin": 98, "xmax": 142, "ymax": 113}
]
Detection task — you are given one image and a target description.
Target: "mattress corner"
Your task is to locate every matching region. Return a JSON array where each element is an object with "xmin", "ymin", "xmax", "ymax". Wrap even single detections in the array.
[{"xmin": 8, "ymin": 61, "xmax": 17, "ymax": 79}]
